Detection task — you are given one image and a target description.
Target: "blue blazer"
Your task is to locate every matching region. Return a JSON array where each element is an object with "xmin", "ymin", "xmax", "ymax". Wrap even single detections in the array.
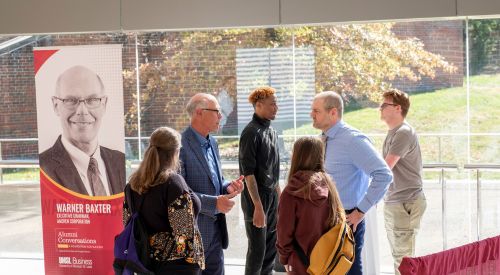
[{"xmin": 180, "ymin": 127, "xmax": 229, "ymax": 250}]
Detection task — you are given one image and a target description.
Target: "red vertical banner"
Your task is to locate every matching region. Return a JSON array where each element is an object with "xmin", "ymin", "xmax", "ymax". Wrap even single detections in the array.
[
  {"xmin": 34, "ymin": 45, "xmax": 125, "ymax": 275},
  {"xmin": 40, "ymin": 172, "xmax": 123, "ymax": 274}
]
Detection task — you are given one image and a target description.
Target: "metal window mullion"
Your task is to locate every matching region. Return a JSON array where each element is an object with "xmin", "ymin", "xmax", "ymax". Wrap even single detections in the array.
[
  {"xmin": 441, "ymin": 168, "xmax": 447, "ymax": 250},
  {"xmin": 477, "ymin": 169, "xmax": 481, "ymax": 241},
  {"xmin": 134, "ymin": 33, "xmax": 142, "ymax": 160}
]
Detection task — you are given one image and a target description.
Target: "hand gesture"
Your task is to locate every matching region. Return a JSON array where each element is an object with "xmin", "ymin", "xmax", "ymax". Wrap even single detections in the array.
[
  {"xmin": 226, "ymin": 175, "xmax": 244, "ymax": 195},
  {"xmin": 346, "ymin": 209, "xmax": 365, "ymax": 232},
  {"xmin": 216, "ymin": 194, "xmax": 235, "ymax": 213}
]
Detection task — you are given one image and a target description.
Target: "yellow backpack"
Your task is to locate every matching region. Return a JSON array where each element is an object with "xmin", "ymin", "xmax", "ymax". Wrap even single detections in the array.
[{"xmin": 293, "ymin": 221, "xmax": 355, "ymax": 275}]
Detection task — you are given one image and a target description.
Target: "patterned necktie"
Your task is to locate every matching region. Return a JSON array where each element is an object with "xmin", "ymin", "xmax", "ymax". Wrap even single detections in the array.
[
  {"xmin": 321, "ymin": 133, "xmax": 328, "ymax": 159},
  {"xmin": 88, "ymin": 157, "xmax": 106, "ymax": 196}
]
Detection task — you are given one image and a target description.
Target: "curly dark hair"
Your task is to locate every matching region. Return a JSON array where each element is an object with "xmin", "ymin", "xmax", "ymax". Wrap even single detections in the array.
[{"xmin": 248, "ymin": 86, "xmax": 276, "ymax": 106}]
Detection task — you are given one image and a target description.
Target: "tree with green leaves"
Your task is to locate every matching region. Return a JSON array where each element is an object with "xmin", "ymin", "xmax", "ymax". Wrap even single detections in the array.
[
  {"xmin": 469, "ymin": 19, "xmax": 499, "ymax": 75},
  {"xmin": 123, "ymin": 24, "xmax": 456, "ymax": 134}
]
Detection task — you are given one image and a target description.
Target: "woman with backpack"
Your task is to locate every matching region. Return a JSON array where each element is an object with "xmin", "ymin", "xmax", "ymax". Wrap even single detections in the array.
[
  {"xmin": 123, "ymin": 127, "xmax": 204, "ymax": 274},
  {"xmin": 277, "ymin": 136, "xmax": 346, "ymax": 274}
]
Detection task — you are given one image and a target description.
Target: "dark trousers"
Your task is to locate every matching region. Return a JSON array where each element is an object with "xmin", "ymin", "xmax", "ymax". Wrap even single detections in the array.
[
  {"xmin": 242, "ymin": 192, "xmax": 278, "ymax": 275},
  {"xmin": 348, "ymin": 219, "xmax": 366, "ymax": 275},
  {"xmin": 203, "ymin": 222, "xmax": 225, "ymax": 275},
  {"xmin": 155, "ymin": 259, "xmax": 201, "ymax": 275}
]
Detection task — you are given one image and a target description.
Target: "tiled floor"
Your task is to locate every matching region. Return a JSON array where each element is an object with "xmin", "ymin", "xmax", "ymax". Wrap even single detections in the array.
[
  {"xmin": 0, "ymin": 257, "xmax": 394, "ymax": 275},
  {"xmin": 0, "ymin": 182, "xmax": 397, "ymax": 275},
  {"xmin": 0, "ymin": 257, "xmax": 44, "ymax": 275},
  {"xmin": 0, "ymin": 257, "xmax": 284, "ymax": 275}
]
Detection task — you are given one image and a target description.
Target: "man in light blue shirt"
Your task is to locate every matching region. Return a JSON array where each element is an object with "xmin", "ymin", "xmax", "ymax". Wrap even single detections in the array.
[{"xmin": 311, "ymin": 91, "xmax": 393, "ymax": 275}]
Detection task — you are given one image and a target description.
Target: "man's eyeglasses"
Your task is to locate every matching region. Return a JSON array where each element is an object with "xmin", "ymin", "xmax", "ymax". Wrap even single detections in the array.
[
  {"xmin": 379, "ymin": 103, "xmax": 398, "ymax": 110},
  {"xmin": 53, "ymin": 96, "xmax": 106, "ymax": 109},
  {"xmin": 202, "ymin": 108, "xmax": 222, "ymax": 116}
]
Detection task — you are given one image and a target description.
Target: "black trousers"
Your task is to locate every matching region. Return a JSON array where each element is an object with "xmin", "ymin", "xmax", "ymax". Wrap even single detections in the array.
[
  {"xmin": 155, "ymin": 259, "xmax": 201, "ymax": 275},
  {"xmin": 242, "ymin": 191, "xmax": 279, "ymax": 275}
]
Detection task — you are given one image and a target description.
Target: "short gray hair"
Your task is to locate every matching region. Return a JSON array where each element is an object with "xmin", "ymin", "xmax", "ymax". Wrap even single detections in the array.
[
  {"xmin": 185, "ymin": 94, "xmax": 209, "ymax": 117},
  {"xmin": 314, "ymin": 91, "xmax": 344, "ymax": 119}
]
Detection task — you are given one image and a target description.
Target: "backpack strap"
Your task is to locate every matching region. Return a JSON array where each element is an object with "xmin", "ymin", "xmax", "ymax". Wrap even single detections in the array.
[
  {"xmin": 333, "ymin": 222, "xmax": 347, "ymax": 258},
  {"xmin": 125, "ymin": 184, "xmax": 146, "ymax": 214},
  {"xmin": 292, "ymin": 238, "xmax": 310, "ymax": 267},
  {"xmin": 293, "ymin": 221, "xmax": 349, "ymax": 270}
]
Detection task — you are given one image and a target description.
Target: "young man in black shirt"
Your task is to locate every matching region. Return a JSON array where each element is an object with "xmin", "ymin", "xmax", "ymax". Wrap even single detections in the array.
[{"xmin": 239, "ymin": 86, "xmax": 280, "ymax": 275}]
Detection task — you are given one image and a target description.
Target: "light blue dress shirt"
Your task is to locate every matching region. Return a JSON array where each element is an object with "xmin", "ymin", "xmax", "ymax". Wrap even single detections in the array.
[{"xmin": 324, "ymin": 121, "xmax": 393, "ymax": 213}]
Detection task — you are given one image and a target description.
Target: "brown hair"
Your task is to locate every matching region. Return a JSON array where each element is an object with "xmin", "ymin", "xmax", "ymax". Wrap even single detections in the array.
[
  {"xmin": 128, "ymin": 127, "xmax": 181, "ymax": 194},
  {"xmin": 287, "ymin": 137, "xmax": 345, "ymax": 227},
  {"xmin": 383, "ymin": 89, "xmax": 410, "ymax": 117},
  {"xmin": 248, "ymin": 86, "xmax": 276, "ymax": 106}
]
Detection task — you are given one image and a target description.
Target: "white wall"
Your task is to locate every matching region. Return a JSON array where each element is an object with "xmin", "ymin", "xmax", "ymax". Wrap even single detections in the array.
[
  {"xmin": 121, "ymin": 0, "xmax": 279, "ymax": 31},
  {"xmin": 281, "ymin": 0, "xmax": 457, "ymax": 25},
  {"xmin": 0, "ymin": 0, "xmax": 121, "ymax": 35},
  {"xmin": 0, "ymin": 0, "xmax": 499, "ymax": 35},
  {"xmin": 457, "ymin": 0, "xmax": 500, "ymax": 16}
]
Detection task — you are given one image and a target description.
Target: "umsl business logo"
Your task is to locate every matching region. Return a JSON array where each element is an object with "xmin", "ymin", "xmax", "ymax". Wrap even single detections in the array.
[{"xmin": 59, "ymin": 256, "xmax": 71, "ymax": 264}]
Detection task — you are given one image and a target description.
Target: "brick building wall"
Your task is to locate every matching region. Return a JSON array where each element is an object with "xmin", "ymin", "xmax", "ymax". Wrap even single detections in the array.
[
  {"xmin": 391, "ymin": 20, "xmax": 465, "ymax": 92},
  {"xmin": 0, "ymin": 44, "xmax": 39, "ymax": 159}
]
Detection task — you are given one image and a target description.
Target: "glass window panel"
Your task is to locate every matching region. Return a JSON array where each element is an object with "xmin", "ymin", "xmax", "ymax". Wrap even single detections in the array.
[
  {"xmin": 1, "ymin": 15, "xmax": 499, "ymax": 272},
  {"xmin": 468, "ymin": 18, "xmax": 500, "ymax": 243},
  {"xmin": 477, "ymin": 170, "xmax": 500, "ymax": 239},
  {"xmin": 469, "ymin": 74, "xmax": 500, "ymax": 136},
  {"xmin": 470, "ymin": 136, "xmax": 500, "ymax": 163},
  {"xmin": 0, "ymin": 180, "xmax": 43, "ymax": 256},
  {"xmin": 220, "ymin": 158, "xmax": 246, "ymax": 260},
  {"xmin": 0, "ymin": 33, "xmax": 134, "ymax": 260},
  {"xmin": 444, "ymin": 170, "xmax": 475, "ymax": 248}
]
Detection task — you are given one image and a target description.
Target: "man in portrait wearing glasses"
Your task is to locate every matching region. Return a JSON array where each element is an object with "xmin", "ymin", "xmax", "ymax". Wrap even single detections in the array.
[
  {"xmin": 180, "ymin": 93, "xmax": 244, "ymax": 275},
  {"xmin": 39, "ymin": 65, "xmax": 125, "ymax": 196},
  {"xmin": 380, "ymin": 89, "xmax": 426, "ymax": 275}
]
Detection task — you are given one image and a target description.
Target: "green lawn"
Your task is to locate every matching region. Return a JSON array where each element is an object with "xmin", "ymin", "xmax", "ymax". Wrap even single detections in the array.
[
  {"xmin": 284, "ymin": 74, "xmax": 500, "ymax": 165},
  {"xmin": 1, "ymin": 168, "xmax": 39, "ymax": 182}
]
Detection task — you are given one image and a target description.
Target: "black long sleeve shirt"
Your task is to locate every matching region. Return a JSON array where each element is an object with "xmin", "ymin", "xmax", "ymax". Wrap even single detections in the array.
[{"xmin": 238, "ymin": 113, "xmax": 280, "ymax": 193}]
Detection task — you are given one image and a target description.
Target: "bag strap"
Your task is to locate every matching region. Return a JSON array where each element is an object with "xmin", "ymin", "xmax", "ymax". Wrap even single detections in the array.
[
  {"xmin": 125, "ymin": 184, "xmax": 146, "ymax": 214},
  {"xmin": 292, "ymin": 221, "xmax": 349, "ymax": 269},
  {"xmin": 333, "ymin": 222, "xmax": 347, "ymax": 258},
  {"xmin": 292, "ymin": 238, "xmax": 310, "ymax": 267}
]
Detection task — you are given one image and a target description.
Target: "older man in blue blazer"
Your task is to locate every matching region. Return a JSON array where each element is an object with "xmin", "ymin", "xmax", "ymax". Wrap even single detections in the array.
[{"xmin": 180, "ymin": 93, "xmax": 244, "ymax": 275}]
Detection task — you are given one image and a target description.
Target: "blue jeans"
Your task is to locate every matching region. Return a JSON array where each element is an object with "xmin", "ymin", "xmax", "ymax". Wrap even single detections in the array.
[{"xmin": 348, "ymin": 219, "xmax": 365, "ymax": 275}]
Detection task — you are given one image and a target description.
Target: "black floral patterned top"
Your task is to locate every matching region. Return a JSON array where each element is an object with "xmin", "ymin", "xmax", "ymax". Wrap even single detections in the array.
[{"xmin": 123, "ymin": 173, "xmax": 205, "ymax": 270}]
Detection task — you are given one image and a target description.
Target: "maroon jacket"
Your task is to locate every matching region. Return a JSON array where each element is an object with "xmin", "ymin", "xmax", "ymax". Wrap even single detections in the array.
[{"xmin": 276, "ymin": 171, "xmax": 333, "ymax": 275}]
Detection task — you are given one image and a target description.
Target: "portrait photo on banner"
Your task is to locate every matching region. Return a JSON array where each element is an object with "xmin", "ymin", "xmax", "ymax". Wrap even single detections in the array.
[{"xmin": 35, "ymin": 45, "xmax": 125, "ymax": 197}]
